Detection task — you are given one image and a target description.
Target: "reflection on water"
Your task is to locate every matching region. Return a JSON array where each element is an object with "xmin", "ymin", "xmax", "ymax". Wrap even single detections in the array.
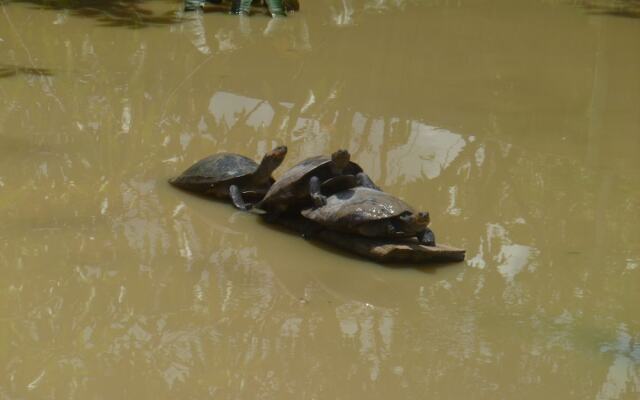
[
  {"xmin": 0, "ymin": 63, "xmax": 53, "ymax": 78},
  {"xmin": 583, "ymin": 0, "xmax": 640, "ymax": 18},
  {"xmin": 1, "ymin": 0, "xmax": 640, "ymax": 398},
  {"xmin": 597, "ymin": 324, "xmax": 640, "ymax": 400},
  {"xmin": 8, "ymin": 0, "xmax": 182, "ymax": 28},
  {"xmin": 209, "ymin": 90, "xmax": 468, "ymax": 185}
]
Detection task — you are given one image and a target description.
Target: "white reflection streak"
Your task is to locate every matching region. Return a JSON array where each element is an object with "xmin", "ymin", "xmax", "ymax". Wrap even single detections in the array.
[
  {"xmin": 483, "ymin": 223, "xmax": 539, "ymax": 289},
  {"xmin": 348, "ymin": 112, "xmax": 367, "ymax": 155},
  {"xmin": 467, "ymin": 238, "xmax": 486, "ymax": 270},
  {"xmin": 100, "ymin": 197, "xmax": 109, "ymax": 215},
  {"xmin": 336, "ymin": 302, "xmax": 396, "ymax": 381},
  {"xmin": 295, "ymin": 19, "xmax": 312, "ymax": 51},
  {"xmin": 597, "ymin": 325, "xmax": 640, "ymax": 400},
  {"xmin": 120, "ymin": 100, "xmax": 131, "ymax": 134},
  {"xmin": 300, "ymin": 90, "xmax": 316, "ymax": 114},
  {"xmin": 352, "ymin": 117, "xmax": 384, "ymax": 182},
  {"xmin": 475, "ymin": 145, "xmax": 485, "ymax": 167},
  {"xmin": 209, "ymin": 91, "xmax": 271, "ymax": 128},
  {"xmin": 496, "ymin": 244, "xmax": 536, "ymax": 283},
  {"xmin": 246, "ymin": 102, "xmax": 275, "ymax": 128},
  {"xmin": 446, "ymin": 185, "xmax": 461, "ymax": 216},
  {"xmin": 385, "ymin": 122, "xmax": 465, "ymax": 185},
  {"xmin": 172, "ymin": 213, "xmax": 202, "ymax": 268},
  {"xmin": 331, "ymin": 0, "xmax": 355, "ymax": 26},
  {"xmin": 187, "ymin": 13, "xmax": 211, "ymax": 55},
  {"xmin": 172, "ymin": 202, "xmax": 186, "ymax": 217},
  {"xmin": 118, "ymin": 285, "xmax": 126, "ymax": 304},
  {"xmin": 214, "ymin": 29, "xmax": 237, "ymax": 52},
  {"xmin": 27, "ymin": 370, "xmax": 45, "ymax": 391},
  {"xmin": 117, "ymin": 180, "xmax": 171, "ymax": 261},
  {"xmin": 281, "ymin": 318, "xmax": 303, "ymax": 338},
  {"xmin": 378, "ymin": 310, "xmax": 394, "ymax": 355},
  {"xmin": 297, "ymin": 118, "xmax": 329, "ymax": 158},
  {"xmin": 163, "ymin": 363, "xmax": 189, "ymax": 389}
]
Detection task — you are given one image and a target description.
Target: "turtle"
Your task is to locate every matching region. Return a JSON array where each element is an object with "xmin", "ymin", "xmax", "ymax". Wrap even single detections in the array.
[
  {"xmin": 233, "ymin": 149, "xmax": 378, "ymax": 215},
  {"xmin": 169, "ymin": 146, "xmax": 287, "ymax": 206},
  {"xmin": 301, "ymin": 187, "xmax": 436, "ymax": 246}
]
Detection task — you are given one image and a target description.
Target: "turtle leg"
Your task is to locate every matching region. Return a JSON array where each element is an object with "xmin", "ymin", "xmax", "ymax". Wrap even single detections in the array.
[
  {"xmin": 230, "ymin": 0, "xmax": 252, "ymax": 15},
  {"xmin": 356, "ymin": 172, "xmax": 381, "ymax": 191},
  {"xmin": 417, "ymin": 228, "xmax": 436, "ymax": 246},
  {"xmin": 309, "ymin": 176, "xmax": 327, "ymax": 207},
  {"xmin": 229, "ymin": 185, "xmax": 250, "ymax": 211}
]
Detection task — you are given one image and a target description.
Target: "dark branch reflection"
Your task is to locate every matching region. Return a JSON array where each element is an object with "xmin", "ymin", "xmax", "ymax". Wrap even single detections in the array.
[
  {"xmin": 582, "ymin": 0, "xmax": 640, "ymax": 18},
  {"xmin": 8, "ymin": 0, "xmax": 183, "ymax": 28},
  {"xmin": 0, "ymin": 63, "xmax": 53, "ymax": 78},
  {"xmin": 6, "ymin": 0, "xmax": 300, "ymax": 27}
]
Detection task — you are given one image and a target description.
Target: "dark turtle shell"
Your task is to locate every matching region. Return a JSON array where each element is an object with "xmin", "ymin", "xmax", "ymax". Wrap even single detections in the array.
[
  {"xmin": 257, "ymin": 155, "xmax": 362, "ymax": 211},
  {"xmin": 301, "ymin": 187, "xmax": 414, "ymax": 228},
  {"xmin": 170, "ymin": 153, "xmax": 269, "ymax": 193}
]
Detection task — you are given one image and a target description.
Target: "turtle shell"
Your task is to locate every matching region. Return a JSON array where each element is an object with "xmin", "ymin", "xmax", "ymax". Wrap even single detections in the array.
[
  {"xmin": 170, "ymin": 153, "xmax": 264, "ymax": 193},
  {"xmin": 301, "ymin": 187, "xmax": 414, "ymax": 229},
  {"xmin": 257, "ymin": 155, "xmax": 363, "ymax": 210}
]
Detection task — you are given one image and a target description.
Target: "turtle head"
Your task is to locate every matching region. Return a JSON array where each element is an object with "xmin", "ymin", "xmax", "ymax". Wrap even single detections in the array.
[
  {"xmin": 256, "ymin": 145, "xmax": 287, "ymax": 182},
  {"xmin": 262, "ymin": 145, "xmax": 288, "ymax": 171},
  {"xmin": 416, "ymin": 211, "xmax": 430, "ymax": 226},
  {"xmin": 330, "ymin": 149, "xmax": 351, "ymax": 172},
  {"xmin": 399, "ymin": 211, "xmax": 430, "ymax": 231}
]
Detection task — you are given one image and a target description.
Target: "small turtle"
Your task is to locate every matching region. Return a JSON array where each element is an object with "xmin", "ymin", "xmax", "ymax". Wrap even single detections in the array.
[
  {"xmin": 235, "ymin": 149, "xmax": 377, "ymax": 215},
  {"xmin": 301, "ymin": 187, "xmax": 436, "ymax": 246},
  {"xmin": 169, "ymin": 146, "xmax": 287, "ymax": 206}
]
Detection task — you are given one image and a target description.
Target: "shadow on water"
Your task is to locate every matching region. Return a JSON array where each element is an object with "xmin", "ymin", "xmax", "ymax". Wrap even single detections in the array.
[
  {"xmin": 582, "ymin": 0, "xmax": 640, "ymax": 18},
  {"xmin": 254, "ymin": 217, "xmax": 459, "ymax": 274},
  {"xmin": 6, "ymin": 0, "xmax": 183, "ymax": 28},
  {"xmin": 0, "ymin": 63, "xmax": 53, "ymax": 78}
]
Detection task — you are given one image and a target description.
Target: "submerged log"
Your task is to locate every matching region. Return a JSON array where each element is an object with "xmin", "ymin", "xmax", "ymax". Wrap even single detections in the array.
[{"xmin": 270, "ymin": 216, "xmax": 465, "ymax": 264}]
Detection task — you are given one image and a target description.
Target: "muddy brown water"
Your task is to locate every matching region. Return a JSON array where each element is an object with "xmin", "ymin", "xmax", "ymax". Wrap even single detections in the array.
[{"xmin": 1, "ymin": 0, "xmax": 639, "ymax": 398}]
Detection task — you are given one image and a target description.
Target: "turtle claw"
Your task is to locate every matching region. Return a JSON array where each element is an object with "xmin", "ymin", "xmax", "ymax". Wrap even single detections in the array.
[
  {"xmin": 417, "ymin": 228, "xmax": 436, "ymax": 247},
  {"xmin": 311, "ymin": 193, "xmax": 327, "ymax": 208}
]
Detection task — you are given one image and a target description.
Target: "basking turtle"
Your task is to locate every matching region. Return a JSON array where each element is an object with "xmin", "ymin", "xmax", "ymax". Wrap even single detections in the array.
[
  {"xmin": 301, "ymin": 187, "xmax": 436, "ymax": 246},
  {"xmin": 169, "ymin": 146, "xmax": 287, "ymax": 206},
  {"xmin": 235, "ymin": 149, "xmax": 377, "ymax": 215}
]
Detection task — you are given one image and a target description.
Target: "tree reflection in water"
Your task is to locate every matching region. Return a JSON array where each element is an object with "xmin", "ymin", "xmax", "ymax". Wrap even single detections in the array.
[
  {"xmin": 582, "ymin": 0, "xmax": 640, "ymax": 18},
  {"xmin": 0, "ymin": 63, "xmax": 53, "ymax": 78},
  {"xmin": 7, "ymin": 0, "xmax": 182, "ymax": 28}
]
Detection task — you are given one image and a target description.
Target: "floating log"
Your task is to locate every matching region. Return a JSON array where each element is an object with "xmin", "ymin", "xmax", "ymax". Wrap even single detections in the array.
[{"xmin": 269, "ymin": 216, "xmax": 465, "ymax": 264}]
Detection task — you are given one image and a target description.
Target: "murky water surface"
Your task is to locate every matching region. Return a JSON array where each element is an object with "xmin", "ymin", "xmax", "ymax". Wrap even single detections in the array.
[{"xmin": 1, "ymin": 0, "xmax": 639, "ymax": 398}]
